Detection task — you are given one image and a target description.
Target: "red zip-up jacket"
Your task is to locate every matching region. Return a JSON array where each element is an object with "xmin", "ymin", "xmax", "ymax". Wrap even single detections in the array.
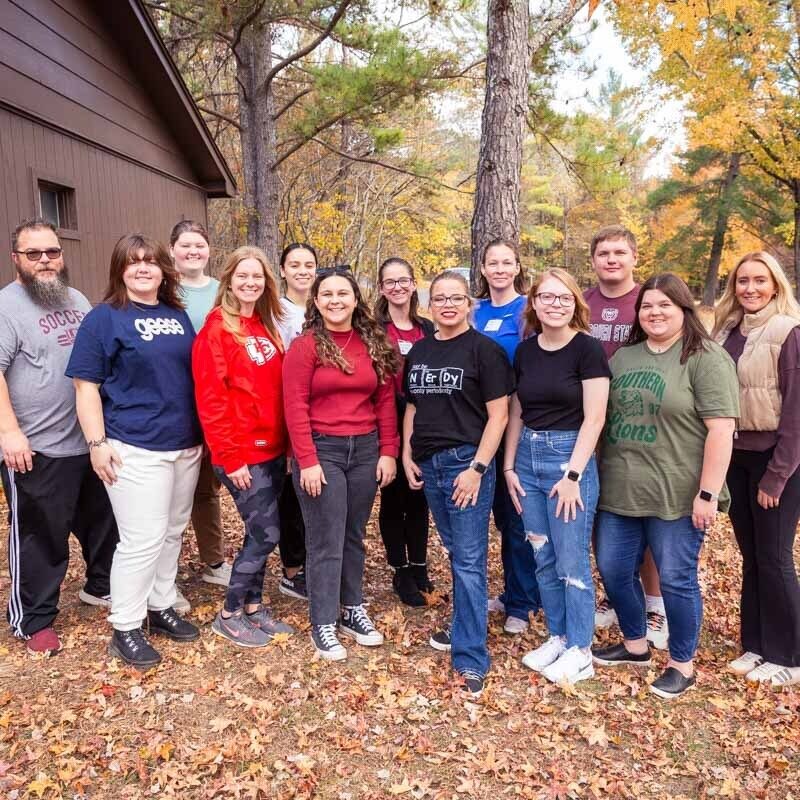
[{"xmin": 192, "ymin": 307, "xmax": 286, "ymax": 473}]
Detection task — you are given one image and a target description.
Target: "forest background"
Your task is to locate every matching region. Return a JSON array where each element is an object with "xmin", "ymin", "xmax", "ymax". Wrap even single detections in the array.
[{"xmin": 145, "ymin": 0, "xmax": 800, "ymax": 303}]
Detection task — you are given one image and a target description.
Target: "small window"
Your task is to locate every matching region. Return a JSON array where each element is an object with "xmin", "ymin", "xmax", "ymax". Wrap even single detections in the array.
[{"xmin": 38, "ymin": 181, "xmax": 77, "ymax": 231}]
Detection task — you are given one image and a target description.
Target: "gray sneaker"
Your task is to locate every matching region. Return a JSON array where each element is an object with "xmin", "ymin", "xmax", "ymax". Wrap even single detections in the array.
[
  {"xmin": 211, "ymin": 610, "xmax": 270, "ymax": 648},
  {"xmin": 245, "ymin": 605, "xmax": 295, "ymax": 638}
]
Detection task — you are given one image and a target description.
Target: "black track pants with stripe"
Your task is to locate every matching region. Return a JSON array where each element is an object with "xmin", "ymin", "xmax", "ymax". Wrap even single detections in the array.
[{"xmin": 2, "ymin": 453, "xmax": 118, "ymax": 638}]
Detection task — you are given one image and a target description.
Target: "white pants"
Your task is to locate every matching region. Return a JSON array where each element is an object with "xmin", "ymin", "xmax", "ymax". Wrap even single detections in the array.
[{"xmin": 105, "ymin": 440, "xmax": 202, "ymax": 631}]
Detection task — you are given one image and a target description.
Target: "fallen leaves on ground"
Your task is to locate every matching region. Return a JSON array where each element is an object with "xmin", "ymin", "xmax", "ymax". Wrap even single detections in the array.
[{"xmin": 0, "ymin": 497, "xmax": 798, "ymax": 799}]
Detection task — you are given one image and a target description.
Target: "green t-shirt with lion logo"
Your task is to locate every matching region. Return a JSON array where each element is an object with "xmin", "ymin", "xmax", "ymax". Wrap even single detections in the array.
[{"xmin": 599, "ymin": 338, "xmax": 739, "ymax": 519}]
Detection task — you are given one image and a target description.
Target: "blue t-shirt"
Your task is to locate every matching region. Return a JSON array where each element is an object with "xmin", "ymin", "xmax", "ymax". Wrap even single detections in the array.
[
  {"xmin": 473, "ymin": 295, "xmax": 526, "ymax": 363},
  {"xmin": 66, "ymin": 301, "xmax": 202, "ymax": 451}
]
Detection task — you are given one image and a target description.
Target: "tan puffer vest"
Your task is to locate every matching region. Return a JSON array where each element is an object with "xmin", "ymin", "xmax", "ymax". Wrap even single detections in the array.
[{"xmin": 715, "ymin": 301, "xmax": 799, "ymax": 431}]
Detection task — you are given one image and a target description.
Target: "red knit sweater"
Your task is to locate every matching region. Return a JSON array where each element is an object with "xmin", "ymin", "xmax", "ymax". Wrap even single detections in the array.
[
  {"xmin": 282, "ymin": 330, "xmax": 399, "ymax": 469},
  {"xmin": 192, "ymin": 307, "xmax": 286, "ymax": 473}
]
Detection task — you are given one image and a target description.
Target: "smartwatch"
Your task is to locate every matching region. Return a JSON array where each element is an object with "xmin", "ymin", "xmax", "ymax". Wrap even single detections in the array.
[
  {"xmin": 698, "ymin": 489, "xmax": 719, "ymax": 502},
  {"xmin": 469, "ymin": 460, "xmax": 488, "ymax": 475},
  {"xmin": 566, "ymin": 469, "xmax": 581, "ymax": 482}
]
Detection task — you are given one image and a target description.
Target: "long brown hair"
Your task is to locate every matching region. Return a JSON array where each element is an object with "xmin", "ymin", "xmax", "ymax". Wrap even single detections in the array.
[
  {"xmin": 215, "ymin": 246, "xmax": 284, "ymax": 349},
  {"xmin": 524, "ymin": 267, "xmax": 590, "ymax": 335},
  {"xmin": 305, "ymin": 271, "xmax": 399, "ymax": 381},
  {"xmin": 475, "ymin": 238, "xmax": 528, "ymax": 299},
  {"xmin": 103, "ymin": 233, "xmax": 183, "ymax": 309},
  {"xmin": 373, "ymin": 257, "xmax": 427, "ymax": 328},
  {"xmin": 627, "ymin": 272, "xmax": 710, "ymax": 364}
]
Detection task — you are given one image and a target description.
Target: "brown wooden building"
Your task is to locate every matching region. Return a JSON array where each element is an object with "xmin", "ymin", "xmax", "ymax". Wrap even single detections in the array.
[{"xmin": 0, "ymin": 0, "xmax": 236, "ymax": 301}]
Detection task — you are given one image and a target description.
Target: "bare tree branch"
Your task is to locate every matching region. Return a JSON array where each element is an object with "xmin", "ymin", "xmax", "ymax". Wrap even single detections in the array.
[
  {"xmin": 273, "ymin": 88, "xmax": 313, "ymax": 120},
  {"xmin": 528, "ymin": 0, "xmax": 589, "ymax": 58},
  {"xmin": 197, "ymin": 104, "xmax": 242, "ymax": 130}
]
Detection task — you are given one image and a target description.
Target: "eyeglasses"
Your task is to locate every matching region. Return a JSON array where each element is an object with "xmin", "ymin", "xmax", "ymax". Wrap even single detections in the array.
[
  {"xmin": 535, "ymin": 292, "xmax": 575, "ymax": 307},
  {"xmin": 317, "ymin": 263, "xmax": 352, "ymax": 278},
  {"xmin": 381, "ymin": 277, "xmax": 413, "ymax": 290},
  {"xmin": 14, "ymin": 248, "xmax": 63, "ymax": 262},
  {"xmin": 431, "ymin": 294, "xmax": 468, "ymax": 308}
]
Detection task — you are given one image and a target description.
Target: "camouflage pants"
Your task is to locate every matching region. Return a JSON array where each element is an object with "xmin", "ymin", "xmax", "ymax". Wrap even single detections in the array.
[{"xmin": 214, "ymin": 457, "xmax": 285, "ymax": 613}]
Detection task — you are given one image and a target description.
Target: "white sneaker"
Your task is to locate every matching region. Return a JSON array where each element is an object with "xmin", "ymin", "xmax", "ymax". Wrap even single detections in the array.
[
  {"xmin": 769, "ymin": 666, "xmax": 800, "ymax": 687},
  {"xmin": 542, "ymin": 646, "xmax": 594, "ymax": 685},
  {"xmin": 745, "ymin": 662, "xmax": 783, "ymax": 682},
  {"xmin": 503, "ymin": 615, "xmax": 529, "ymax": 635},
  {"xmin": 488, "ymin": 596, "xmax": 505, "ymax": 614},
  {"xmin": 78, "ymin": 589, "xmax": 111, "ymax": 608},
  {"xmin": 521, "ymin": 635, "xmax": 565, "ymax": 673},
  {"xmin": 173, "ymin": 589, "xmax": 191, "ymax": 615},
  {"xmin": 594, "ymin": 598, "xmax": 617, "ymax": 629},
  {"xmin": 646, "ymin": 610, "xmax": 669, "ymax": 650},
  {"xmin": 729, "ymin": 651, "xmax": 763, "ymax": 676},
  {"xmin": 202, "ymin": 562, "xmax": 232, "ymax": 586}
]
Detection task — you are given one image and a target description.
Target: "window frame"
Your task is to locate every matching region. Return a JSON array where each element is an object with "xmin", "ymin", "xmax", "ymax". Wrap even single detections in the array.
[{"xmin": 30, "ymin": 169, "xmax": 81, "ymax": 241}]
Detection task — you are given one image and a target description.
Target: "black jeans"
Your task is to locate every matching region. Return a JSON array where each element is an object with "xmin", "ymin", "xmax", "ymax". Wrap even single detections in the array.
[
  {"xmin": 378, "ymin": 447, "xmax": 429, "ymax": 569},
  {"xmin": 278, "ymin": 478, "xmax": 306, "ymax": 570},
  {"xmin": 215, "ymin": 457, "xmax": 285, "ymax": 613},
  {"xmin": 293, "ymin": 432, "xmax": 379, "ymax": 625},
  {"xmin": 2, "ymin": 454, "xmax": 118, "ymax": 637},
  {"xmin": 727, "ymin": 448, "xmax": 800, "ymax": 667}
]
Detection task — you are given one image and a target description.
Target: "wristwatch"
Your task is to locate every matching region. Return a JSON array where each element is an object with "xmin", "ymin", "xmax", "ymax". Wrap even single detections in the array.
[
  {"xmin": 698, "ymin": 489, "xmax": 719, "ymax": 502},
  {"xmin": 565, "ymin": 469, "xmax": 581, "ymax": 482},
  {"xmin": 469, "ymin": 460, "xmax": 488, "ymax": 475}
]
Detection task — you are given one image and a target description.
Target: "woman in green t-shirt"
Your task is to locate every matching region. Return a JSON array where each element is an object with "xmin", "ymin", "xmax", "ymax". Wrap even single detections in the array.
[{"xmin": 592, "ymin": 273, "xmax": 739, "ymax": 699}]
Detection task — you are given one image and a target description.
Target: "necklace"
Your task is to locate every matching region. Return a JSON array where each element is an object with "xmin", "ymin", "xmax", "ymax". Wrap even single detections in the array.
[{"xmin": 336, "ymin": 329, "xmax": 355, "ymax": 350}]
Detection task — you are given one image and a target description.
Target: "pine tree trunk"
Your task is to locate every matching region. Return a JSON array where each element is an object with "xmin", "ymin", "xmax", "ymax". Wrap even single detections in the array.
[
  {"xmin": 702, "ymin": 152, "xmax": 741, "ymax": 306},
  {"xmin": 236, "ymin": 19, "xmax": 281, "ymax": 271},
  {"xmin": 470, "ymin": 0, "xmax": 529, "ymax": 284}
]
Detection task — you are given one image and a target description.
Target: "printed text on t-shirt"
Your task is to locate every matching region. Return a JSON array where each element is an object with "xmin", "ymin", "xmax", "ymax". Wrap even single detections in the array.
[
  {"xmin": 134, "ymin": 318, "xmax": 186, "ymax": 341},
  {"xmin": 407, "ymin": 364, "xmax": 464, "ymax": 394}
]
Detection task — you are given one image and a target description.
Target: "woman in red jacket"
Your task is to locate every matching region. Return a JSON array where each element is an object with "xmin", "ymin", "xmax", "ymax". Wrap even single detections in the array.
[
  {"xmin": 283, "ymin": 266, "xmax": 399, "ymax": 661},
  {"xmin": 192, "ymin": 246, "xmax": 294, "ymax": 648}
]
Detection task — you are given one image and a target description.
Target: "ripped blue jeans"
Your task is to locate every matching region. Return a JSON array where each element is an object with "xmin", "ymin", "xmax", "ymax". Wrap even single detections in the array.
[{"xmin": 514, "ymin": 429, "xmax": 597, "ymax": 649}]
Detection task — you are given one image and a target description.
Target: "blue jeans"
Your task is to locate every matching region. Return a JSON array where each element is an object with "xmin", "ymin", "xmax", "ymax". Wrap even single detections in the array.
[
  {"xmin": 595, "ymin": 511, "xmax": 705, "ymax": 662},
  {"xmin": 514, "ymin": 429, "xmax": 597, "ymax": 649},
  {"xmin": 420, "ymin": 445, "xmax": 495, "ymax": 678},
  {"xmin": 494, "ymin": 449, "xmax": 541, "ymax": 619}
]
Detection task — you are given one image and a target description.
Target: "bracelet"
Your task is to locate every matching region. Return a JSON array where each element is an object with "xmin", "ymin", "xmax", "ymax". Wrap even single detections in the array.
[
  {"xmin": 87, "ymin": 437, "xmax": 108, "ymax": 450},
  {"xmin": 503, "ymin": 467, "xmax": 515, "ymax": 472}
]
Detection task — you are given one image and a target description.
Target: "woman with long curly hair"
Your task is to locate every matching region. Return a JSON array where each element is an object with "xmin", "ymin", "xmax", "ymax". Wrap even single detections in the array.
[
  {"xmin": 192, "ymin": 246, "xmax": 295, "ymax": 648},
  {"xmin": 283, "ymin": 266, "xmax": 399, "ymax": 660}
]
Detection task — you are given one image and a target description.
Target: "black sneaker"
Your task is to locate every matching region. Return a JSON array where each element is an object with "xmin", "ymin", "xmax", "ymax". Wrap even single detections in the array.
[
  {"xmin": 392, "ymin": 566, "xmax": 426, "ymax": 607},
  {"xmin": 410, "ymin": 563, "xmax": 434, "ymax": 594},
  {"xmin": 649, "ymin": 667, "xmax": 696, "ymax": 699},
  {"xmin": 429, "ymin": 627, "xmax": 452, "ymax": 651},
  {"xmin": 460, "ymin": 671, "xmax": 484, "ymax": 697},
  {"xmin": 279, "ymin": 568, "xmax": 308, "ymax": 601},
  {"xmin": 311, "ymin": 623, "xmax": 347, "ymax": 661},
  {"xmin": 147, "ymin": 607, "xmax": 200, "ymax": 641},
  {"xmin": 109, "ymin": 627, "xmax": 161, "ymax": 669},
  {"xmin": 339, "ymin": 605, "xmax": 384, "ymax": 646},
  {"xmin": 592, "ymin": 641, "xmax": 652, "ymax": 666}
]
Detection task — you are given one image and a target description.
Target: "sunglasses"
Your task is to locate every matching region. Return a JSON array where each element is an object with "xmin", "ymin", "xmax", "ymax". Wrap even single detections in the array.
[
  {"xmin": 14, "ymin": 248, "xmax": 63, "ymax": 262},
  {"xmin": 317, "ymin": 263, "xmax": 352, "ymax": 278}
]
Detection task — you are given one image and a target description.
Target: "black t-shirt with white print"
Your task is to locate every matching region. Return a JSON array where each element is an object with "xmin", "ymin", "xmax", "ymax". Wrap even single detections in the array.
[
  {"xmin": 514, "ymin": 331, "xmax": 610, "ymax": 431},
  {"xmin": 404, "ymin": 327, "xmax": 515, "ymax": 462}
]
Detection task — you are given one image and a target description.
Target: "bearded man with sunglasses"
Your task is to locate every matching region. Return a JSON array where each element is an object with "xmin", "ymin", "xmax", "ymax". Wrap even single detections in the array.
[{"xmin": 0, "ymin": 219, "xmax": 117, "ymax": 655}]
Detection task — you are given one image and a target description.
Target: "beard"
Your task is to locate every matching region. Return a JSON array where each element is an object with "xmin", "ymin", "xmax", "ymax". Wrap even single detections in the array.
[{"xmin": 17, "ymin": 265, "xmax": 71, "ymax": 308}]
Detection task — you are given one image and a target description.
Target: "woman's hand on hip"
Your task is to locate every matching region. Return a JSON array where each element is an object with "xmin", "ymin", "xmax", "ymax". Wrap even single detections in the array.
[
  {"xmin": 403, "ymin": 455, "xmax": 424, "ymax": 489},
  {"xmin": 692, "ymin": 495, "xmax": 718, "ymax": 530},
  {"xmin": 376, "ymin": 455, "xmax": 396, "ymax": 488},
  {"xmin": 227, "ymin": 464, "xmax": 252, "ymax": 491},
  {"xmin": 452, "ymin": 468, "xmax": 481, "ymax": 510},
  {"xmin": 300, "ymin": 464, "xmax": 326, "ymax": 497},
  {"xmin": 504, "ymin": 469, "xmax": 526, "ymax": 515},
  {"xmin": 549, "ymin": 476, "xmax": 583, "ymax": 522},
  {"xmin": 90, "ymin": 442, "xmax": 123, "ymax": 485}
]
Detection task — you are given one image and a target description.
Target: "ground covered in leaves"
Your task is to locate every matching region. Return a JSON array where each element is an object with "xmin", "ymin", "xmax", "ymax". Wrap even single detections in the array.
[{"xmin": 0, "ymin": 493, "xmax": 798, "ymax": 800}]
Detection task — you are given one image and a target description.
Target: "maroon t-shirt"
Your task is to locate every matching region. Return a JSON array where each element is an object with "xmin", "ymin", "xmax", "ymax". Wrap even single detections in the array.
[
  {"xmin": 584, "ymin": 285, "xmax": 640, "ymax": 359},
  {"xmin": 385, "ymin": 321, "xmax": 426, "ymax": 396}
]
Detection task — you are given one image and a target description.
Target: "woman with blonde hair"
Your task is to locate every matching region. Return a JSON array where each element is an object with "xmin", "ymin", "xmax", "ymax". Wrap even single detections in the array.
[
  {"xmin": 503, "ymin": 267, "xmax": 610, "ymax": 685},
  {"xmin": 192, "ymin": 246, "xmax": 294, "ymax": 647},
  {"xmin": 713, "ymin": 252, "xmax": 800, "ymax": 686}
]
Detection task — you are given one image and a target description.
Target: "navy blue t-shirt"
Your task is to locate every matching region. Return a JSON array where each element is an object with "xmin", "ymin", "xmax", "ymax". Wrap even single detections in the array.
[
  {"xmin": 66, "ymin": 301, "xmax": 202, "ymax": 451},
  {"xmin": 473, "ymin": 295, "xmax": 526, "ymax": 363}
]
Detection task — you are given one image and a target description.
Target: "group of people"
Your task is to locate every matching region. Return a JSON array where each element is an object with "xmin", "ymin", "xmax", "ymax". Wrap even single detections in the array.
[{"xmin": 3, "ymin": 218, "xmax": 799, "ymax": 699}]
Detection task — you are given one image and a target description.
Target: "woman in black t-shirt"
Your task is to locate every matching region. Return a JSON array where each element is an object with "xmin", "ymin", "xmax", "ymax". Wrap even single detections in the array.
[
  {"xmin": 403, "ymin": 270, "xmax": 514, "ymax": 697},
  {"xmin": 503, "ymin": 268, "xmax": 610, "ymax": 686}
]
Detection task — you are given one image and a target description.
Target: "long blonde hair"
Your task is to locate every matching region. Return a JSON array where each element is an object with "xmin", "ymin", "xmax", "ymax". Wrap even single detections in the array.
[
  {"xmin": 215, "ymin": 246, "xmax": 285, "ymax": 349},
  {"xmin": 524, "ymin": 267, "xmax": 590, "ymax": 336},
  {"xmin": 713, "ymin": 252, "xmax": 800, "ymax": 337}
]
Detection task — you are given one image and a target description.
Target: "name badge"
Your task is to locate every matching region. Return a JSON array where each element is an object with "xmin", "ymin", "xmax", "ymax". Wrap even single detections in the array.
[
  {"xmin": 483, "ymin": 318, "xmax": 503, "ymax": 332},
  {"xmin": 398, "ymin": 340, "xmax": 413, "ymax": 355}
]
